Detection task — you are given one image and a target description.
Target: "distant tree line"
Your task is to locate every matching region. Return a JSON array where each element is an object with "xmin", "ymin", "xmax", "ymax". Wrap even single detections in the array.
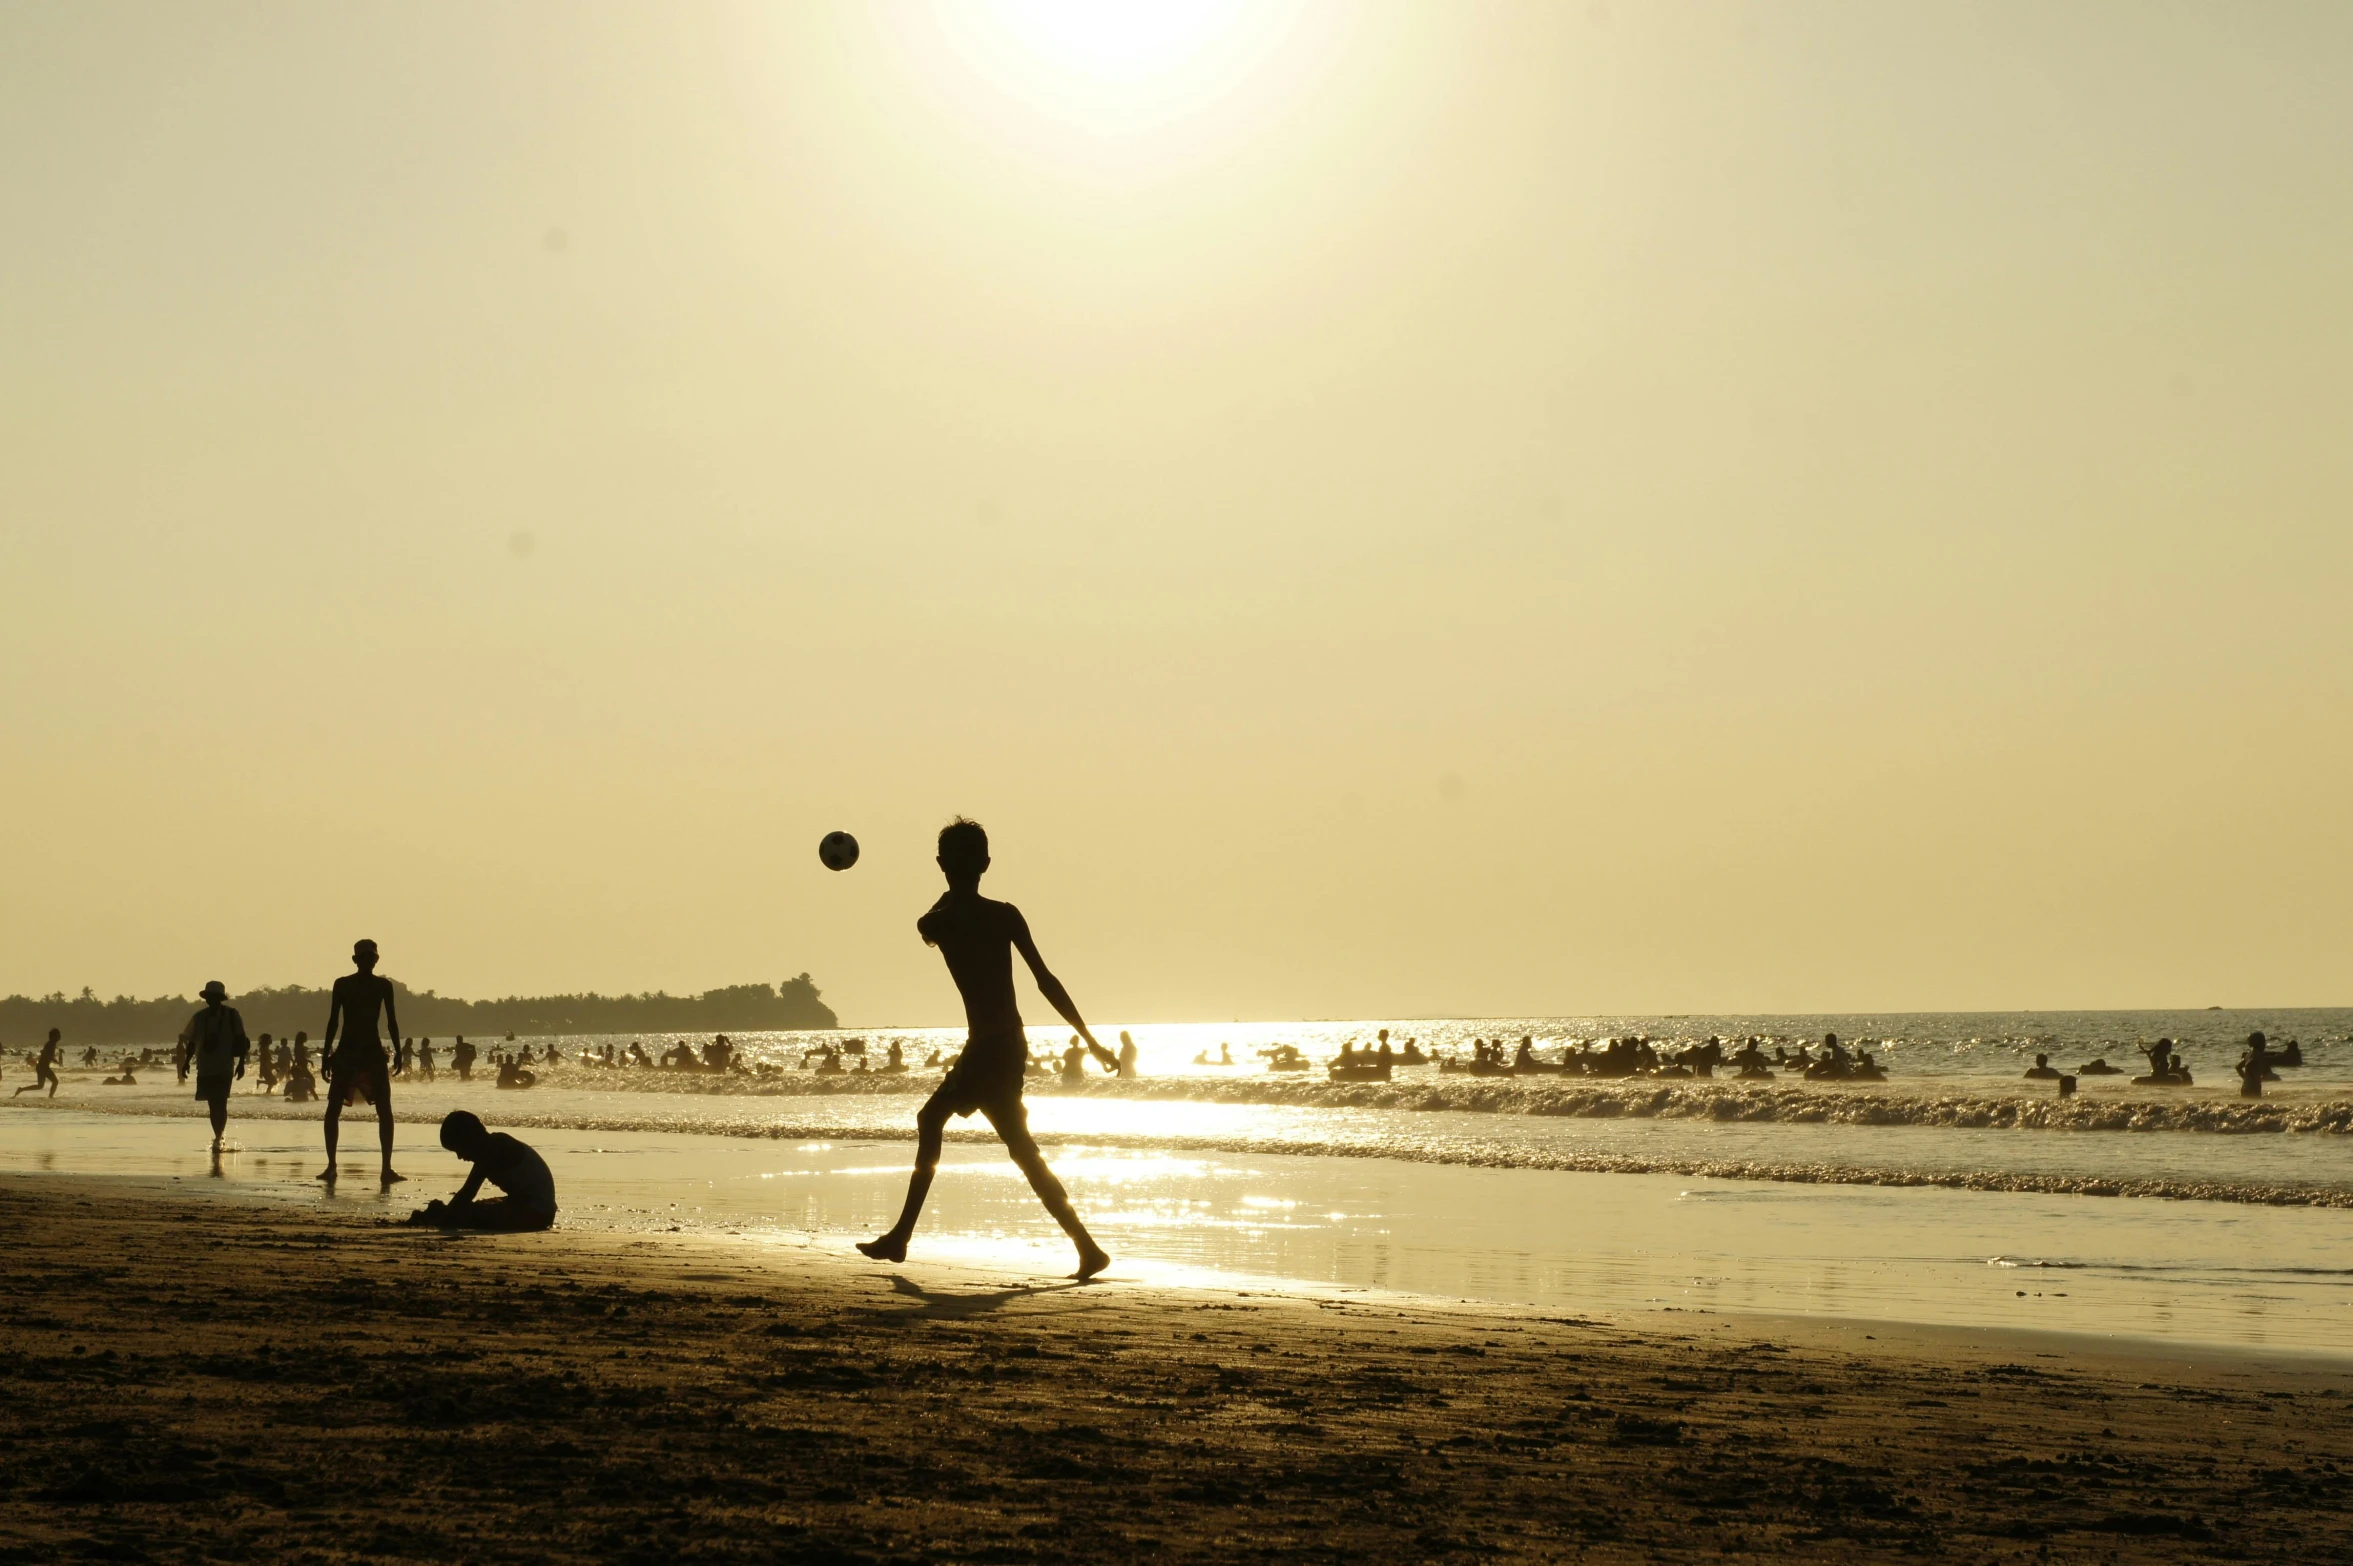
[{"xmin": 0, "ymin": 976, "xmax": 837, "ymax": 1047}]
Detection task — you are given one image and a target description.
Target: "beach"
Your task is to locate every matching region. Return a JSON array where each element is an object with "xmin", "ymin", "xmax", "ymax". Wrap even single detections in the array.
[
  {"xmin": 2, "ymin": 1175, "xmax": 2349, "ymax": 1563},
  {"xmin": 12, "ymin": 1009, "xmax": 2353, "ymax": 1355},
  {"xmin": 14, "ymin": 0, "xmax": 2353, "ymax": 1555}
]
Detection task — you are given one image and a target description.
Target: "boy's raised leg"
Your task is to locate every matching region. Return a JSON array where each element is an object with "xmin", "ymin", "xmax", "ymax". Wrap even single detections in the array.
[{"xmin": 985, "ymin": 1101, "xmax": 1110, "ymax": 1280}]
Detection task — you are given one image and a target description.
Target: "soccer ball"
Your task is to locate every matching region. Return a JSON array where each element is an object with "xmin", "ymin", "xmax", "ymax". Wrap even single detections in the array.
[{"xmin": 818, "ymin": 831, "xmax": 860, "ymax": 871}]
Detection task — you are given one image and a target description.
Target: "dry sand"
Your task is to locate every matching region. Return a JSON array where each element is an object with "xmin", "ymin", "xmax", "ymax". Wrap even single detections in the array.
[{"xmin": 1, "ymin": 1175, "xmax": 2348, "ymax": 1563}]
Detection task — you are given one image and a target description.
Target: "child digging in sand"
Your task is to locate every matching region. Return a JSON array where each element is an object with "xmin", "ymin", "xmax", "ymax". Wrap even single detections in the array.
[
  {"xmin": 859, "ymin": 819, "xmax": 1116, "ymax": 1279},
  {"xmin": 408, "ymin": 1111, "xmax": 557, "ymax": 1231}
]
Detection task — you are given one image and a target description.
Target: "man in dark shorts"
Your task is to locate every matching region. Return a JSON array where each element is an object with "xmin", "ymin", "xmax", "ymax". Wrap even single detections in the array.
[
  {"xmin": 179, "ymin": 981, "xmax": 250, "ymax": 1151},
  {"xmin": 858, "ymin": 819, "xmax": 1116, "ymax": 1279},
  {"xmin": 408, "ymin": 1111, "xmax": 556, "ymax": 1231},
  {"xmin": 319, "ymin": 939, "xmax": 403, "ymax": 1186}
]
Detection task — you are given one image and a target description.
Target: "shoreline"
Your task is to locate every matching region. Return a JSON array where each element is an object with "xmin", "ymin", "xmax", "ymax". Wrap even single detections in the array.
[
  {"xmin": 12, "ymin": 1090, "xmax": 2353, "ymax": 1212},
  {"xmin": 2, "ymin": 1174, "xmax": 2349, "ymax": 1562},
  {"xmin": 18, "ymin": 1162, "xmax": 2353, "ymax": 1374}
]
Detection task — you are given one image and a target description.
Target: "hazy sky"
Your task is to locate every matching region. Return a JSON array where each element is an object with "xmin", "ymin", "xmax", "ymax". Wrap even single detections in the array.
[{"xmin": 4, "ymin": 2, "xmax": 2349, "ymax": 1023}]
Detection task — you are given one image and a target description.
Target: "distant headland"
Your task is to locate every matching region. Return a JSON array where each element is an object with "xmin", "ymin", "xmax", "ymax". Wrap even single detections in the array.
[{"xmin": 0, "ymin": 976, "xmax": 838, "ymax": 1046}]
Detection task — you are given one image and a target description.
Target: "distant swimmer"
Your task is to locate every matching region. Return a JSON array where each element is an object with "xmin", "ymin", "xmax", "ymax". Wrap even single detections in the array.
[
  {"xmin": 253, "ymin": 1032, "xmax": 277, "ymax": 1095},
  {"xmin": 285, "ymin": 1038, "xmax": 318, "ymax": 1103},
  {"xmin": 407, "ymin": 1111, "xmax": 556, "ymax": 1231},
  {"xmin": 2023, "ymin": 1053, "xmax": 2061, "ymax": 1081},
  {"xmin": 2236, "ymin": 1032, "xmax": 2271, "ymax": 1100},
  {"xmin": 1801, "ymin": 1033, "xmax": 1889, "ymax": 1084},
  {"xmin": 1117, "ymin": 1030, "xmax": 1139, "ymax": 1080},
  {"xmin": 1673, "ymin": 1038, "xmax": 1725, "ymax": 1078},
  {"xmin": 178, "ymin": 981, "xmax": 251, "ymax": 1152},
  {"xmin": 319, "ymin": 939, "xmax": 403, "ymax": 1186},
  {"xmin": 2133, "ymin": 1038, "xmax": 2194, "ymax": 1087},
  {"xmin": 417, "ymin": 1038, "xmax": 437, "ymax": 1082},
  {"xmin": 858, "ymin": 819, "xmax": 1114, "ymax": 1280},
  {"xmin": 453, "ymin": 1036, "xmax": 477, "ymax": 1081},
  {"xmin": 2076, "ymin": 1057, "xmax": 2123, "ymax": 1076},
  {"xmin": 12, "ymin": 1029, "xmax": 63, "ymax": 1098}
]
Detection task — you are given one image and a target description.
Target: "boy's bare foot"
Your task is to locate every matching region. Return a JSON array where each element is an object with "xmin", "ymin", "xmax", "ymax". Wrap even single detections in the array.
[
  {"xmin": 856, "ymin": 1234, "xmax": 907, "ymax": 1263},
  {"xmin": 380, "ymin": 1169, "xmax": 405, "ymax": 1185},
  {"xmin": 1073, "ymin": 1244, "xmax": 1111, "ymax": 1281},
  {"xmin": 316, "ymin": 1167, "xmax": 337, "ymax": 1184}
]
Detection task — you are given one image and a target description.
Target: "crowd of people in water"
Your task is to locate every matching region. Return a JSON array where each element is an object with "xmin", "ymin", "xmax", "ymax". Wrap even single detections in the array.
[
  {"xmin": 2016, "ymin": 1030, "xmax": 2306, "ymax": 1098},
  {"xmin": 8, "ymin": 1021, "xmax": 2323, "ymax": 1100},
  {"xmin": 1271, "ymin": 1029, "xmax": 1897, "ymax": 1083},
  {"xmin": 0, "ymin": 1027, "xmax": 581, "ymax": 1101}
]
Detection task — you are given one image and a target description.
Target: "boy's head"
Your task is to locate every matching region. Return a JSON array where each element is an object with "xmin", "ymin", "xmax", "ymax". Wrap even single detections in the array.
[
  {"xmin": 937, "ymin": 817, "xmax": 990, "ymax": 884},
  {"xmin": 440, "ymin": 1109, "xmax": 490, "ymax": 1158}
]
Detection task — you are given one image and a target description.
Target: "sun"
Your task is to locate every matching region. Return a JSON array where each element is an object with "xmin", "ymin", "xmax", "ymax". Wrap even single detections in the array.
[
  {"xmin": 902, "ymin": 0, "xmax": 1293, "ymax": 141},
  {"xmin": 977, "ymin": 0, "xmax": 1255, "ymax": 86}
]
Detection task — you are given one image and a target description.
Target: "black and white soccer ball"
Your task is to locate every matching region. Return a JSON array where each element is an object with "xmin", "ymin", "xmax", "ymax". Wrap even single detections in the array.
[{"xmin": 818, "ymin": 831, "xmax": 860, "ymax": 872}]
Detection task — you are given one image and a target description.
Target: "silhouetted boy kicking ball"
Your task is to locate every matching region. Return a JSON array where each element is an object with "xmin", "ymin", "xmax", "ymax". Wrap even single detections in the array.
[
  {"xmin": 860, "ymin": 818, "xmax": 1115, "ymax": 1279},
  {"xmin": 408, "ymin": 1111, "xmax": 557, "ymax": 1231}
]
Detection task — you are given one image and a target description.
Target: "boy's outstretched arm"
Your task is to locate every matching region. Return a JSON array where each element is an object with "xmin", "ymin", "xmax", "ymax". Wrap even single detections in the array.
[
  {"xmin": 1010, "ymin": 909, "xmax": 1118, "ymax": 1069},
  {"xmin": 449, "ymin": 1167, "xmax": 486, "ymax": 1210}
]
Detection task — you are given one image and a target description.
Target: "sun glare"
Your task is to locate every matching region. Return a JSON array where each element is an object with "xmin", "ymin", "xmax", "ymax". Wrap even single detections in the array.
[
  {"xmin": 980, "ymin": 0, "xmax": 1252, "ymax": 84},
  {"xmin": 900, "ymin": 0, "xmax": 1309, "ymax": 144}
]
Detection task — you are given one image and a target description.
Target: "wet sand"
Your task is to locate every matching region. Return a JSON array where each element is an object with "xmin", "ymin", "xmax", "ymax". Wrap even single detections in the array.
[{"xmin": 1, "ymin": 1177, "xmax": 2349, "ymax": 1563}]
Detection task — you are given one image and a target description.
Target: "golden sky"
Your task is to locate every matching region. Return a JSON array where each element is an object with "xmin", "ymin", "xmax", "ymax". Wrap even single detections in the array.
[{"xmin": 3, "ymin": 2, "xmax": 2348, "ymax": 1022}]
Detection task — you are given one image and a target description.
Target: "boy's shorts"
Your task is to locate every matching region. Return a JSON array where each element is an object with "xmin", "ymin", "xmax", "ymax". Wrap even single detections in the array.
[{"xmin": 933, "ymin": 1034, "xmax": 1027, "ymax": 1118}]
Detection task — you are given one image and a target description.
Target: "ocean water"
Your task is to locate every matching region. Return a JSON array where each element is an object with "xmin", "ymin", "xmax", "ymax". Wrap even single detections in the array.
[{"xmin": 12, "ymin": 1009, "xmax": 2353, "ymax": 1352}]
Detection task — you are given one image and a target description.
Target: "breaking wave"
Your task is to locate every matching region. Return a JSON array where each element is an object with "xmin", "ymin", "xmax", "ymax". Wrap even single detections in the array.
[{"xmin": 531, "ymin": 1069, "xmax": 2353, "ymax": 1136}]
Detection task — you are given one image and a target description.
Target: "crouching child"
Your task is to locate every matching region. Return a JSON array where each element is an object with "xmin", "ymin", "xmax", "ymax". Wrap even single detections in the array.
[{"xmin": 408, "ymin": 1111, "xmax": 557, "ymax": 1231}]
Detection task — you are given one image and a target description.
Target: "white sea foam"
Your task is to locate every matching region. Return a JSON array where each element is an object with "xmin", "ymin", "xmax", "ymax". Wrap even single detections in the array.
[{"xmin": 499, "ymin": 1066, "xmax": 2353, "ymax": 1137}]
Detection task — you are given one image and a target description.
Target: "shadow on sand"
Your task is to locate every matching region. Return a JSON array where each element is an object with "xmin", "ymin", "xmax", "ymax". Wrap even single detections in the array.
[{"xmin": 869, "ymin": 1273, "xmax": 1089, "ymax": 1323}]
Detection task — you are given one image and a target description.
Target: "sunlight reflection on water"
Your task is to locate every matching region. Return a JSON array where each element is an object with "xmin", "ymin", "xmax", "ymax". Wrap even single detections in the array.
[{"xmin": 5, "ymin": 1110, "xmax": 2351, "ymax": 1354}]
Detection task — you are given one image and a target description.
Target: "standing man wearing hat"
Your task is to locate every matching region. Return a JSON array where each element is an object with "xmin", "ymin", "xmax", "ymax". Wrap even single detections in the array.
[
  {"xmin": 180, "ymin": 982, "xmax": 250, "ymax": 1153},
  {"xmin": 320, "ymin": 939, "xmax": 403, "ymax": 1186}
]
